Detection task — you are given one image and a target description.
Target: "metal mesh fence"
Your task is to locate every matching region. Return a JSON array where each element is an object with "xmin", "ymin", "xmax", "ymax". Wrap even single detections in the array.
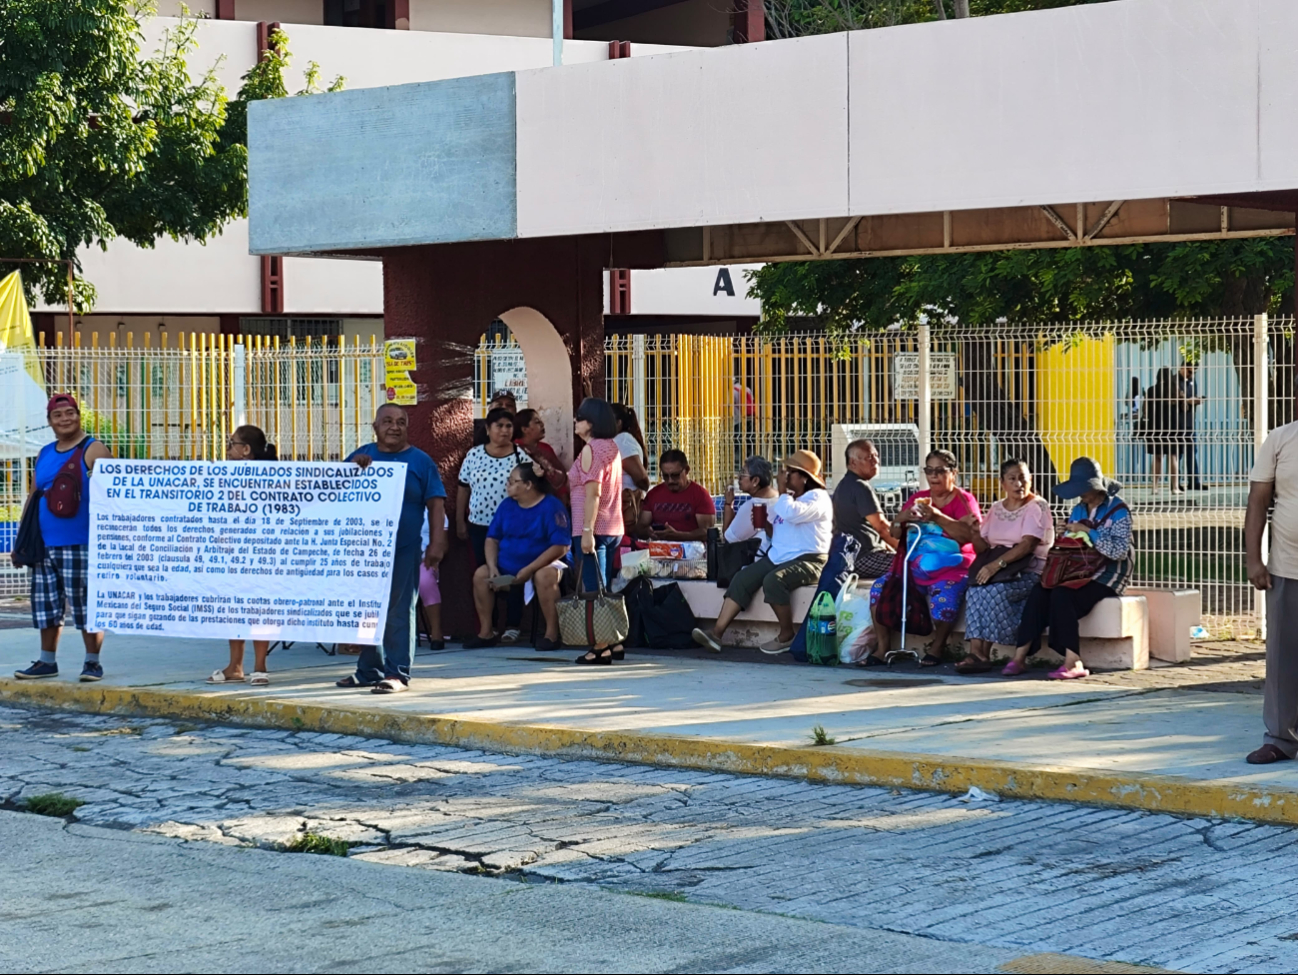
[{"xmin": 604, "ymin": 318, "xmax": 1292, "ymax": 637}]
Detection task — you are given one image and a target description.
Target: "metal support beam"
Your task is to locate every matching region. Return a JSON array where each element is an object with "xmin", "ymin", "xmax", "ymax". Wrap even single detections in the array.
[
  {"xmin": 1085, "ymin": 200, "xmax": 1125, "ymax": 241},
  {"xmin": 1039, "ymin": 205, "xmax": 1077, "ymax": 241}
]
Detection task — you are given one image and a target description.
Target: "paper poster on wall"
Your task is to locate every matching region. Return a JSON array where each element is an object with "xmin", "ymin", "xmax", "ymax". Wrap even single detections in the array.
[
  {"xmin": 490, "ymin": 347, "xmax": 528, "ymax": 406},
  {"xmin": 384, "ymin": 338, "xmax": 418, "ymax": 406},
  {"xmin": 88, "ymin": 459, "xmax": 404, "ymax": 644},
  {"xmin": 383, "ymin": 339, "xmax": 417, "ymax": 372},
  {"xmin": 892, "ymin": 353, "xmax": 958, "ymax": 400}
]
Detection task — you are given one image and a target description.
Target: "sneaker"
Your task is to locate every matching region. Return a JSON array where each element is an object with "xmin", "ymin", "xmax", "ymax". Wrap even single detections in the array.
[
  {"xmin": 79, "ymin": 662, "xmax": 103, "ymax": 682},
  {"xmin": 691, "ymin": 628, "xmax": 722, "ymax": 653},
  {"xmin": 759, "ymin": 638, "xmax": 794, "ymax": 655},
  {"xmin": 15, "ymin": 661, "xmax": 59, "ymax": 680}
]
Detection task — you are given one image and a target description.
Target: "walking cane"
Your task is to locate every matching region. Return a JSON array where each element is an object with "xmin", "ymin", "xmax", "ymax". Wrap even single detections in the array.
[{"xmin": 886, "ymin": 524, "xmax": 925, "ymax": 666}]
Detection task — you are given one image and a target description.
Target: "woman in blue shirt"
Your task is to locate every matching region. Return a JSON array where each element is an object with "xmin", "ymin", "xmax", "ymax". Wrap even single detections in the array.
[
  {"xmin": 463, "ymin": 464, "xmax": 571, "ymax": 651},
  {"xmin": 15, "ymin": 394, "xmax": 112, "ymax": 682}
]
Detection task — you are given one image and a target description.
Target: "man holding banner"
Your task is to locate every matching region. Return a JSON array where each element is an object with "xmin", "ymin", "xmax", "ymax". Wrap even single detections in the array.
[{"xmin": 339, "ymin": 404, "xmax": 447, "ymax": 694}]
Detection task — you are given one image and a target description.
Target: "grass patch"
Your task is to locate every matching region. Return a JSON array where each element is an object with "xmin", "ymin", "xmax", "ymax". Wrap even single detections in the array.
[
  {"xmin": 70, "ymin": 746, "xmax": 91, "ymax": 753},
  {"xmin": 24, "ymin": 792, "xmax": 85, "ymax": 818},
  {"xmin": 809, "ymin": 724, "xmax": 836, "ymax": 747},
  {"xmin": 631, "ymin": 890, "xmax": 689, "ymax": 902},
  {"xmin": 281, "ymin": 832, "xmax": 353, "ymax": 857},
  {"xmin": 290, "ymin": 717, "xmax": 306, "ymax": 731}
]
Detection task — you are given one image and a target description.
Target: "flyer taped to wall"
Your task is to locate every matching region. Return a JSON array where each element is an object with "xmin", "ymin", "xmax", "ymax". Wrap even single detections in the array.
[{"xmin": 88, "ymin": 459, "xmax": 405, "ymax": 644}]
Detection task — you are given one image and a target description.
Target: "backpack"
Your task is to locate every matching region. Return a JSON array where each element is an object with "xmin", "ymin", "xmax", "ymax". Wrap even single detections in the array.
[{"xmin": 46, "ymin": 438, "xmax": 91, "ymax": 519}]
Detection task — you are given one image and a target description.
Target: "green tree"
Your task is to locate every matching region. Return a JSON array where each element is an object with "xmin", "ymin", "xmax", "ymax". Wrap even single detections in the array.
[
  {"xmin": 762, "ymin": 0, "xmax": 1114, "ymax": 37},
  {"xmin": 0, "ymin": 3, "xmax": 340, "ymax": 312}
]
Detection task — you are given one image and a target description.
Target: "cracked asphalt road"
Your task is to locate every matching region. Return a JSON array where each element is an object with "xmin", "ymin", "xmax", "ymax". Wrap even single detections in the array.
[{"xmin": 2, "ymin": 704, "xmax": 1296, "ymax": 973}]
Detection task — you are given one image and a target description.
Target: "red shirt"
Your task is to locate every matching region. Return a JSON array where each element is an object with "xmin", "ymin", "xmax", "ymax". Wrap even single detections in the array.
[{"xmin": 643, "ymin": 481, "xmax": 714, "ymax": 534}]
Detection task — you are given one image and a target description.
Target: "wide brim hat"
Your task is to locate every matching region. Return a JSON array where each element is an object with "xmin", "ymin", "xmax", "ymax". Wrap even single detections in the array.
[
  {"xmin": 783, "ymin": 449, "xmax": 826, "ymax": 489},
  {"xmin": 1056, "ymin": 456, "xmax": 1121, "ymax": 499}
]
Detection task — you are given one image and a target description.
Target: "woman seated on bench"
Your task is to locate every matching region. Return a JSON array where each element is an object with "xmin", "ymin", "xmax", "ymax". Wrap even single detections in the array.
[
  {"xmin": 1001, "ymin": 457, "xmax": 1134, "ymax": 680},
  {"xmin": 463, "ymin": 464, "xmax": 571, "ymax": 652},
  {"xmin": 692, "ymin": 450, "xmax": 833, "ymax": 654}
]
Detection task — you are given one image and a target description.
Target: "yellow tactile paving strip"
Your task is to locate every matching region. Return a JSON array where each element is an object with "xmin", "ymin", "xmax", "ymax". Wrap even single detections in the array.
[{"xmin": 1000, "ymin": 954, "xmax": 1179, "ymax": 974}]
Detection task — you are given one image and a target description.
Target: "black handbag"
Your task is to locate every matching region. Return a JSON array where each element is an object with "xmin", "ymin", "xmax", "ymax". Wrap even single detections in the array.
[
  {"xmin": 11, "ymin": 490, "xmax": 46, "ymax": 569},
  {"xmin": 968, "ymin": 544, "xmax": 1033, "ymax": 586},
  {"xmin": 632, "ymin": 580, "xmax": 698, "ymax": 649},
  {"xmin": 715, "ymin": 537, "xmax": 762, "ymax": 588}
]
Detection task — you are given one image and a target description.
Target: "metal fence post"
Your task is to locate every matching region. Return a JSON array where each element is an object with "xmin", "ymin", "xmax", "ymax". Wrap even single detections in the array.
[
  {"xmin": 917, "ymin": 323, "xmax": 932, "ymax": 465},
  {"xmin": 1255, "ymin": 312, "xmax": 1269, "ymax": 640},
  {"xmin": 632, "ymin": 333, "xmax": 647, "ymax": 426},
  {"xmin": 232, "ymin": 340, "xmax": 247, "ymax": 430}
]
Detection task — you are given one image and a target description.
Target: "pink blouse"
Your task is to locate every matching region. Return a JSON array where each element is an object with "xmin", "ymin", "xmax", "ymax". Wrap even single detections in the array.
[
  {"xmin": 981, "ymin": 496, "xmax": 1055, "ymax": 573},
  {"xmin": 901, "ymin": 487, "xmax": 983, "ymax": 585},
  {"xmin": 568, "ymin": 438, "xmax": 625, "ymax": 537}
]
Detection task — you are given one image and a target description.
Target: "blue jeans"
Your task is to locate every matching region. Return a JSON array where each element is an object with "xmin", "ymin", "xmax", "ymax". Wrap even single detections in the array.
[
  {"xmin": 355, "ymin": 541, "xmax": 421, "ymax": 684},
  {"xmin": 571, "ymin": 534, "xmax": 619, "ymax": 591}
]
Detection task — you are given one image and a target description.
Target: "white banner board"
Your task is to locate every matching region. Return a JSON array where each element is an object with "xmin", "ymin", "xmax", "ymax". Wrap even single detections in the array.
[
  {"xmin": 892, "ymin": 352, "xmax": 959, "ymax": 400},
  {"xmin": 88, "ymin": 460, "xmax": 404, "ymax": 644}
]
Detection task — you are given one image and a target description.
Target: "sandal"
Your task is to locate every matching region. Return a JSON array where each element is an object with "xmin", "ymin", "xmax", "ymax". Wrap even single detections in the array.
[
  {"xmin": 575, "ymin": 649, "xmax": 613, "ymax": 666},
  {"xmin": 371, "ymin": 678, "xmax": 408, "ymax": 693},
  {"xmin": 861, "ymin": 653, "xmax": 889, "ymax": 668},
  {"xmin": 335, "ymin": 675, "xmax": 378, "ymax": 688},
  {"xmin": 206, "ymin": 669, "xmax": 243, "ymax": 684},
  {"xmin": 1246, "ymin": 744, "xmax": 1293, "ymax": 765},
  {"xmin": 611, "ymin": 645, "xmax": 625, "ymax": 661},
  {"xmin": 955, "ymin": 656, "xmax": 993, "ymax": 674},
  {"xmin": 248, "ymin": 672, "xmax": 270, "ymax": 686},
  {"xmin": 500, "ymin": 628, "xmax": 521, "ymax": 645},
  {"xmin": 1000, "ymin": 659, "xmax": 1027, "ymax": 677},
  {"xmin": 919, "ymin": 653, "xmax": 943, "ymax": 668}
]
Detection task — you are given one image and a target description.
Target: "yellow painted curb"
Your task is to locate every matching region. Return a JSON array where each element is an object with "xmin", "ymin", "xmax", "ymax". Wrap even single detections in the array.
[{"xmin": 2, "ymin": 676, "xmax": 1294, "ymax": 826}]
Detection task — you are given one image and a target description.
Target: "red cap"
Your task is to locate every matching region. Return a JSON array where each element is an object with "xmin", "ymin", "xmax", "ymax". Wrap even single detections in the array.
[{"xmin": 46, "ymin": 393, "xmax": 79, "ymax": 415}]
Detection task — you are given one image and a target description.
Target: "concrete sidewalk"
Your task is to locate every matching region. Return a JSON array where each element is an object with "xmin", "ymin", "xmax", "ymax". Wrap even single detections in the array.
[{"xmin": 0, "ymin": 621, "xmax": 1289, "ymax": 824}]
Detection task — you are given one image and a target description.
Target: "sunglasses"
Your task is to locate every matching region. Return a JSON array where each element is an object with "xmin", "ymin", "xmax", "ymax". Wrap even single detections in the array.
[{"xmin": 922, "ymin": 466, "xmax": 952, "ymax": 476}]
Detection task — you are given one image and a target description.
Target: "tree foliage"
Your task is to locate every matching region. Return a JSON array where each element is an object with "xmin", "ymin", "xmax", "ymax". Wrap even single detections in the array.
[
  {"xmin": 763, "ymin": 0, "xmax": 1114, "ymax": 37},
  {"xmin": 0, "ymin": 3, "xmax": 341, "ymax": 312},
  {"xmin": 749, "ymin": 239, "xmax": 1296, "ymax": 333}
]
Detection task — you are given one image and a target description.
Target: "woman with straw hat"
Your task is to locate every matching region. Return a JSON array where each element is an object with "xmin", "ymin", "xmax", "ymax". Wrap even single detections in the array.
[{"xmin": 692, "ymin": 450, "xmax": 833, "ymax": 654}]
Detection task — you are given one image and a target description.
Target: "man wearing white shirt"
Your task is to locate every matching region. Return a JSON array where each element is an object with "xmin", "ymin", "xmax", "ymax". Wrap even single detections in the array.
[{"xmin": 693, "ymin": 450, "xmax": 833, "ymax": 654}]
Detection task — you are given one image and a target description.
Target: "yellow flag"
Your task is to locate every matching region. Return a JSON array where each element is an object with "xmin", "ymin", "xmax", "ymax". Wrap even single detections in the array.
[{"xmin": 0, "ymin": 271, "xmax": 44, "ymax": 388}]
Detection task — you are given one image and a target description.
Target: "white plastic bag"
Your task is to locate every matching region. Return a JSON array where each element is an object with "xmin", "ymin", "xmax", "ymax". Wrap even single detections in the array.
[{"xmin": 834, "ymin": 574, "xmax": 874, "ymax": 664}]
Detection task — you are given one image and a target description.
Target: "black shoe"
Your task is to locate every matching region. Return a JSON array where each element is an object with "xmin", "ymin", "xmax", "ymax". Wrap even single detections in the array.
[
  {"xmin": 575, "ymin": 649, "xmax": 613, "ymax": 665},
  {"xmin": 426, "ymin": 639, "xmax": 445, "ymax": 650},
  {"xmin": 1247, "ymin": 744, "xmax": 1292, "ymax": 765},
  {"xmin": 462, "ymin": 634, "xmax": 496, "ymax": 649},
  {"xmin": 535, "ymin": 635, "xmax": 561, "ymax": 651}
]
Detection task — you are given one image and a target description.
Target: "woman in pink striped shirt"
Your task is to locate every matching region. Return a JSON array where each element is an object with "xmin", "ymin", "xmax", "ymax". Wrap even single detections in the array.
[{"xmin": 568, "ymin": 397, "xmax": 624, "ymax": 664}]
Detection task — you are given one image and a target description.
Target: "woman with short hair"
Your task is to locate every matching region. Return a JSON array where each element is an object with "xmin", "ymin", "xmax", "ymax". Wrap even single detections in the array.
[
  {"xmin": 957, "ymin": 458, "xmax": 1054, "ymax": 674},
  {"xmin": 723, "ymin": 455, "xmax": 779, "ymax": 561},
  {"xmin": 463, "ymin": 464, "xmax": 571, "ymax": 651},
  {"xmin": 514, "ymin": 408, "xmax": 568, "ymax": 501}
]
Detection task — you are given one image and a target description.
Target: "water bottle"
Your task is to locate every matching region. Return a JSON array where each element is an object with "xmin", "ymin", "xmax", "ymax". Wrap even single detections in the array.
[{"xmin": 806, "ymin": 591, "xmax": 839, "ymax": 666}]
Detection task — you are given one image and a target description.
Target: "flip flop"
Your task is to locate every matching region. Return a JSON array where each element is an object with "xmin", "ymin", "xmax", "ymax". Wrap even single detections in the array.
[
  {"xmin": 206, "ymin": 670, "xmax": 242, "ymax": 684},
  {"xmin": 919, "ymin": 653, "xmax": 943, "ymax": 668},
  {"xmin": 955, "ymin": 656, "xmax": 993, "ymax": 674},
  {"xmin": 371, "ymin": 678, "xmax": 408, "ymax": 693},
  {"xmin": 1048, "ymin": 665, "xmax": 1090, "ymax": 680},
  {"xmin": 248, "ymin": 672, "xmax": 270, "ymax": 686}
]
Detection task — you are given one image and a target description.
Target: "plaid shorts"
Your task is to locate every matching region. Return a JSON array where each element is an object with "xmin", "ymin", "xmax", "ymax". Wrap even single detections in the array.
[{"xmin": 30, "ymin": 545, "xmax": 90, "ymax": 631}]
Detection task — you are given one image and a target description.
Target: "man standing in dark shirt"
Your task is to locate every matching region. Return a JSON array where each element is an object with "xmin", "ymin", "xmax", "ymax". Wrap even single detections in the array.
[
  {"xmin": 832, "ymin": 439, "xmax": 898, "ymax": 577},
  {"xmin": 1177, "ymin": 363, "xmax": 1205, "ymax": 492}
]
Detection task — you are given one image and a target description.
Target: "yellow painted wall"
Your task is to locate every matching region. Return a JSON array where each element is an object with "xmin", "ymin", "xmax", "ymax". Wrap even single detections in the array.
[{"xmin": 1036, "ymin": 334, "xmax": 1115, "ymax": 478}]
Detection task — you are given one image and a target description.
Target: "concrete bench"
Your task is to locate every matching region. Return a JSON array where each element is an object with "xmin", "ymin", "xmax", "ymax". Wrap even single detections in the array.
[
  {"xmin": 1128, "ymin": 588, "xmax": 1201, "ymax": 663},
  {"xmin": 675, "ymin": 577, "xmax": 1157, "ymax": 671}
]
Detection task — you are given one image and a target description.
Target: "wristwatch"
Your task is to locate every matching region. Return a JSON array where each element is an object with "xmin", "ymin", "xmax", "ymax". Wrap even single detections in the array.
[{"xmin": 997, "ymin": 558, "xmax": 1008, "ymax": 569}]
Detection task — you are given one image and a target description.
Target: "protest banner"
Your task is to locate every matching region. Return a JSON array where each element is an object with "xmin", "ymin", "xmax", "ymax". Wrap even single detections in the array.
[{"xmin": 88, "ymin": 459, "xmax": 405, "ymax": 644}]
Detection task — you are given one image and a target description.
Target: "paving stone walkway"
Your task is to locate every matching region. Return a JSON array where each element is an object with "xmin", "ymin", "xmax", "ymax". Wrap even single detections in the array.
[{"xmin": 2, "ymin": 703, "xmax": 1296, "ymax": 974}]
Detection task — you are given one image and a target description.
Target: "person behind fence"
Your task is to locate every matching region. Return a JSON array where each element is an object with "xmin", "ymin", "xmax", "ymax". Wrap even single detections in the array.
[
  {"xmin": 336, "ymin": 404, "xmax": 447, "ymax": 694},
  {"xmin": 722, "ymin": 455, "xmax": 779, "ymax": 561},
  {"xmin": 956, "ymin": 458, "xmax": 1055, "ymax": 675},
  {"xmin": 1144, "ymin": 367, "xmax": 1183, "ymax": 494},
  {"xmin": 635, "ymin": 449, "xmax": 716, "ymax": 541},
  {"xmin": 1176, "ymin": 360, "xmax": 1205, "ymax": 492},
  {"xmin": 472, "ymin": 389, "xmax": 517, "ymax": 447},
  {"xmin": 864, "ymin": 449, "xmax": 981, "ymax": 668},
  {"xmin": 568, "ymin": 397, "xmax": 625, "ymax": 665},
  {"xmin": 463, "ymin": 464, "xmax": 571, "ymax": 652},
  {"xmin": 1244, "ymin": 419, "xmax": 1298, "ymax": 763},
  {"xmin": 1000, "ymin": 457, "xmax": 1133, "ymax": 680},
  {"xmin": 15, "ymin": 394, "xmax": 112, "ymax": 682},
  {"xmin": 207, "ymin": 425, "xmax": 278, "ymax": 686},
  {"xmin": 513, "ymin": 408, "xmax": 568, "ymax": 502},
  {"xmin": 692, "ymin": 450, "xmax": 833, "ymax": 655},
  {"xmin": 833, "ymin": 439, "xmax": 898, "ymax": 579}
]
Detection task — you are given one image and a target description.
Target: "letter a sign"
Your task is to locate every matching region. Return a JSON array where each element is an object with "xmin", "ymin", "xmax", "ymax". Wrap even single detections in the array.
[{"xmin": 713, "ymin": 268, "xmax": 735, "ymax": 297}]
